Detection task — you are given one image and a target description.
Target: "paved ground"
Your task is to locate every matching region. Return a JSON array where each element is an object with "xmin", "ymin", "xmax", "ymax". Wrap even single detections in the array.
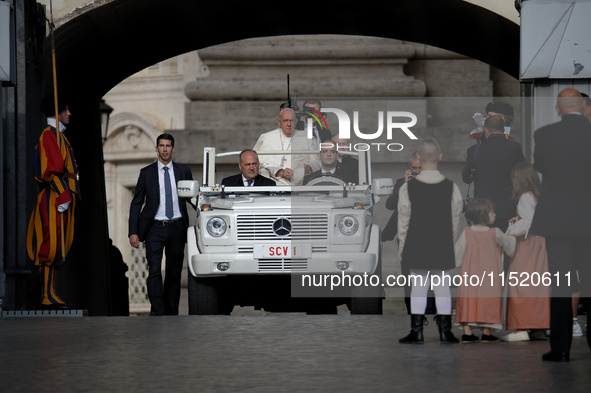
[{"xmin": 0, "ymin": 308, "xmax": 588, "ymax": 393}]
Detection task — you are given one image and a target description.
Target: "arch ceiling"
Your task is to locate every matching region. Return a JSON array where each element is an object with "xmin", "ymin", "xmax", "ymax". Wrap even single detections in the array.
[{"xmin": 51, "ymin": 0, "xmax": 519, "ymax": 101}]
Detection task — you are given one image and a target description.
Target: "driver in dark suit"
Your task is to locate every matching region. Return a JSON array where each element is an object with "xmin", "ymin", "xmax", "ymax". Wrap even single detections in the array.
[
  {"xmin": 221, "ymin": 149, "xmax": 276, "ymax": 187},
  {"xmin": 303, "ymin": 140, "xmax": 349, "ymax": 185}
]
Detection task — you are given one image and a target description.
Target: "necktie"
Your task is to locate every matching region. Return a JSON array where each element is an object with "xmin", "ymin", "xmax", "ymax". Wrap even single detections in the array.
[
  {"xmin": 247, "ymin": 179, "xmax": 254, "ymax": 186},
  {"xmin": 164, "ymin": 166, "xmax": 173, "ymax": 219}
]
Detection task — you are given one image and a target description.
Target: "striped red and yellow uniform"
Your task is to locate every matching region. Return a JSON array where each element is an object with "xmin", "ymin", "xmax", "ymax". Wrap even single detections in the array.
[{"xmin": 26, "ymin": 125, "xmax": 79, "ymax": 306}]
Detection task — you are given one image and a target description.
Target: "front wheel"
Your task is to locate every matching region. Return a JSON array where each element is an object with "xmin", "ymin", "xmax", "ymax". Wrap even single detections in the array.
[
  {"xmin": 187, "ymin": 273, "xmax": 234, "ymax": 315},
  {"xmin": 349, "ymin": 236, "xmax": 384, "ymax": 315},
  {"xmin": 187, "ymin": 274, "xmax": 218, "ymax": 315},
  {"xmin": 349, "ymin": 295, "xmax": 383, "ymax": 315}
]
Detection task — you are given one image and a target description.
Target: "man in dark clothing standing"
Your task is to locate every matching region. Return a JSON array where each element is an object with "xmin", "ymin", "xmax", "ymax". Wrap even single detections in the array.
[
  {"xmin": 530, "ymin": 88, "xmax": 591, "ymax": 361},
  {"xmin": 128, "ymin": 133, "xmax": 193, "ymax": 316},
  {"xmin": 462, "ymin": 115, "xmax": 525, "ymax": 232}
]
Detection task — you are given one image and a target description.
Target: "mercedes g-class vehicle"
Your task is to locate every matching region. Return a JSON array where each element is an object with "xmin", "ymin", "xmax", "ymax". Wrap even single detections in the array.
[{"xmin": 177, "ymin": 147, "xmax": 392, "ymax": 314}]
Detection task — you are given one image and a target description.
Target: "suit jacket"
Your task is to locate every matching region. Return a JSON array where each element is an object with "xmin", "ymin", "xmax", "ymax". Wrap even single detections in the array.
[
  {"xmin": 531, "ymin": 114, "xmax": 591, "ymax": 238},
  {"xmin": 128, "ymin": 161, "xmax": 193, "ymax": 241},
  {"xmin": 386, "ymin": 177, "xmax": 406, "ymax": 211},
  {"xmin": 310, "ymin": 124, "xmax": 333, "ymax": 143},
  {"xmin": 221, "ymin": 173, "xmax": 276, "ymax": 187},
  {"xmin": 462, "ymin": 134, "xmax": 525, "ymax": 230},
  {"xmin": 337, "ymin": 155, "xmax": 359, "ymax": 184},
  {"xmin": 382, "ymin": 177, "xmax": 406, "ymax": 242}
]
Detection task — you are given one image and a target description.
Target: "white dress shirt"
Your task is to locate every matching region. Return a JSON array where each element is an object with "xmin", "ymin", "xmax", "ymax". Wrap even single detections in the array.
[{"xmin": 155, "ymin": 161, "xmax": 182, "ymax": 220}]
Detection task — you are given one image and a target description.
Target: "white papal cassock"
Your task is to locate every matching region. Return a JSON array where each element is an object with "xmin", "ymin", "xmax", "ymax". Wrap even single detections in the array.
[{"xmin": 253, "ymin": 128, "xmax": 320, "ymax": 185}]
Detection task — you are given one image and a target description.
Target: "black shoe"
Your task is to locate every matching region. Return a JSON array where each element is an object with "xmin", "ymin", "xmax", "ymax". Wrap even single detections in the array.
[
  {"xmin": 461, "ymin": 334, "xmax": 480, "ymax": 343},
  {"xmin": 434, "ymin": 315, "xmax": 459, "ymax": 344},
  {"xmin": 541, "ymin": 351, "xmax": 570, "ymax": 362},
  {"xmin": 481, "ymin": 334, "xmax": 500, "ymax": 343},
  {"xmin": 399, "ymin": 330, "xmax": 424, "ymax": 344},
  {"xmin": 399, "ymin": 314, "xmax": 425, "ymax": 344}
]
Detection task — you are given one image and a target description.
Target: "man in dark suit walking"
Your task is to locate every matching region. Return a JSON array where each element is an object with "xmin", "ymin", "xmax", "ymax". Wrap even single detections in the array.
[
  {"xmin": 462, "ymin": 115, "xmax": 525, "ymax": 232},
  {"xmin": 128, "ymin": 133, "xmax": 193, "ymax": 316},
  {"xmin": 531, "ymin": 88, "xmax": 591, "ymax": 361},
  {"xmin": 221, "ymin": 149, "xmax": 276, "ymax": 187}
]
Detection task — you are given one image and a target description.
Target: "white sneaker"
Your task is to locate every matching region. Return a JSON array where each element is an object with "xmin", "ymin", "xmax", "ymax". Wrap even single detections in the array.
[
  {"xmin": 573, "ymin": 320, "xmax": 583, "ymax": 337},
  {"xmin": 501, "ymin": 330, "xmax": 530, "ymax": 342}
]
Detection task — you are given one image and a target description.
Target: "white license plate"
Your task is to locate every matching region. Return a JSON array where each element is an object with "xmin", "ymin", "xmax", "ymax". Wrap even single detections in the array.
[{"xmin": 253, "ymin": 244, "xmax": 312, "ymax": 259}]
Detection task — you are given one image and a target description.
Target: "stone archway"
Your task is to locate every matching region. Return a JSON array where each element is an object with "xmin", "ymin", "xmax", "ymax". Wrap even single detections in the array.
[{"xmin": 18, "ymin": 0, "xmax": 519, "ymax": 314}]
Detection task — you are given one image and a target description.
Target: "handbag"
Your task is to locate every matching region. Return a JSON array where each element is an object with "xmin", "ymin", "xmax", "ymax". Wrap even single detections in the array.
[
  {"xmin": 462, "ymin": 182, "xmax": 473, "ymax": 213},
  {"xmin": 462, "ymin": 143, "xmax": 479, "ymax": 215}
]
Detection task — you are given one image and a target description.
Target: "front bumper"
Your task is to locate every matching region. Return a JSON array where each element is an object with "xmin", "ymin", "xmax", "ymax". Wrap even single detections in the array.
[{"xmin": 186, "ymin": 225, "xmax": 381, "ymax": 277}]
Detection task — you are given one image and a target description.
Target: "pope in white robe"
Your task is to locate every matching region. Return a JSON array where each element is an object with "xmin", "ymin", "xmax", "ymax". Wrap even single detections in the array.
[{"xmin": 253, "ymin": 108, "xmax": 320, "ymax": 185}]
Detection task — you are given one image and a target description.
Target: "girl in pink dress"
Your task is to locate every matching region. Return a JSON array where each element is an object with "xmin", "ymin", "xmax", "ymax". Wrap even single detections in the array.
[
  {"xmin": 455, "ymin": 198, "xmax": 516, "ymax": 343},
  {"xmin": 501, "ymin": 162, "xmax": 550, "ymax": 342}
]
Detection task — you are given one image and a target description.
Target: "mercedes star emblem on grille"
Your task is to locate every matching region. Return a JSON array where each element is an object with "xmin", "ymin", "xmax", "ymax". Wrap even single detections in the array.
[{"xmin": 272, "ymin": 217, "xmax": 292, "ymax": 237}]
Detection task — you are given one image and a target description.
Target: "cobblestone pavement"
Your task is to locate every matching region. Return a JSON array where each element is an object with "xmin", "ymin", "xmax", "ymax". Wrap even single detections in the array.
[{"xmin": 0, "ymin": 309, "xmax": 589, "ymax": 393}]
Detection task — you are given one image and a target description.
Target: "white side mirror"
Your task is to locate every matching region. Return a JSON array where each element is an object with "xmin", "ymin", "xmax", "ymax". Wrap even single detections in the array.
[
  {"xmin": 177, "ymin": 180, "xmax": 200, "ymax": 198},
  {"xmin": 372, "ymin": 178, "xmax": 394, "ymax": 196}
]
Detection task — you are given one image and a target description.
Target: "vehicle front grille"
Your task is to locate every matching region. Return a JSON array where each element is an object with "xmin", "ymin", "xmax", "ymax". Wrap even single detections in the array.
[
  {"xmin": 258, "ymin": 259, "xmax": 308, "ymax": 272},
  {"xmin": 236, "ymin": 214, "xmax": 328, "ymax": 241}
]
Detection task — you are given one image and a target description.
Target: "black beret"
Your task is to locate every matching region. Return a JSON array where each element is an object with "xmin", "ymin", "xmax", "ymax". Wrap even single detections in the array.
[{"xmin": 485, "ymin": 102, "xmax": 513, "ymax": 117}]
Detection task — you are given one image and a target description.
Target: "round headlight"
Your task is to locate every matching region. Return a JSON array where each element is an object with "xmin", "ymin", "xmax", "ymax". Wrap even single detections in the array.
[
  {"xmin": 338, "ymin": 216, "xmax": 359, "ymax": 236},
  {"xmin": 206, "ymin": 217, "xmax": 227, "ymax": 237}
]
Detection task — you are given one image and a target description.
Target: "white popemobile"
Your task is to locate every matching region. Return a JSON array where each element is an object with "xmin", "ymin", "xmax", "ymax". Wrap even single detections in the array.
[{"xmin": 177, "ymin": 147, "xmax": 392, "ymax": 315}]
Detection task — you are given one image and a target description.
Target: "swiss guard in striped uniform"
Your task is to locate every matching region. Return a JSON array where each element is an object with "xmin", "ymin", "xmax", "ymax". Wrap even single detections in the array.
[{"xmin": 27, "ymin": 96, "xmax": 79, "ymax": 309}]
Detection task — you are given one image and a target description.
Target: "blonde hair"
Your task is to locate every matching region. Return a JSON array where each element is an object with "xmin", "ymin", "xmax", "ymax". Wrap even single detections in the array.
[{"xmin": 417, "ymin": 138, "xmax": 441, "ymax": 163}]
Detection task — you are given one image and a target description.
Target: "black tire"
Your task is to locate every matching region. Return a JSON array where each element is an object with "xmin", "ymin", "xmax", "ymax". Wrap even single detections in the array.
[
  {"xmin": 350, "ymin": 295, "xmax": 383, "ymax": 315},
  {"xmin": 187, "ymin": 274, "xmax": 219, "ymax": 315},
  {"xmin": 349, "ymin": 232, "xmax": 384, "ymax": 315},
  {"xmin": 306, "ymin": 298, "xmax": 338, "ymax": 314}
]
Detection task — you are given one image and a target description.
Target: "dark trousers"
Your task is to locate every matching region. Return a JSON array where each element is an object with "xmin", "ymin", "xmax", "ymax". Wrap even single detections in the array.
[
  {"xmin": 145, "ymin": 222, "xmax": 186, "ymax": 315},
  {"xmin": 545, "ymin": 237, "xmax": 591, "ymax": 354}
]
